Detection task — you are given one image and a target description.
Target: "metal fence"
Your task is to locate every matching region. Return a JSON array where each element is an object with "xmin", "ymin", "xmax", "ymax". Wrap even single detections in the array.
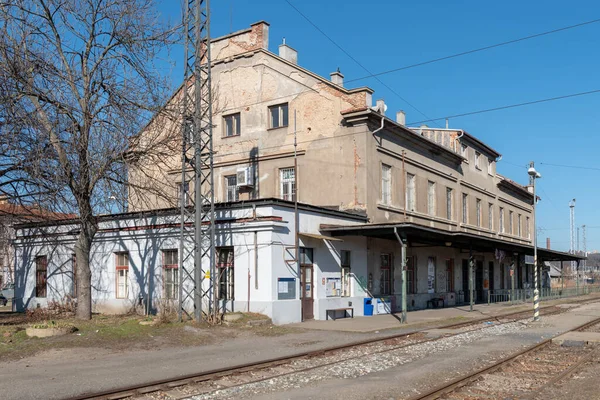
[{"xmin": 488, "ymin": 284, "xmax": 600, "ymax": 305}]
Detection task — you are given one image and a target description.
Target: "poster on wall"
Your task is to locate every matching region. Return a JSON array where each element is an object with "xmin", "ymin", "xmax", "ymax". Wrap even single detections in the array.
[
  {"xmin": 277, "ymin": 277, "xmax": 296, "ymax": 300},
  {"xmin": 427, "ymin": 257, "xmax": 435, "ymax": 293},
  {"xmin": 326, "ymin": 277, "xmax": 341, "ymax": 297}
]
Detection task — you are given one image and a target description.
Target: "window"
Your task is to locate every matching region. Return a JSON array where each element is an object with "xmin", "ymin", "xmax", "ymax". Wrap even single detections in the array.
[
  {"xmin": 476, "ymin": 198, "xmax": 482, "ymax": 227},
  {"xmin": 179, "ymin": 182, "xmax": 190, "ymax": 207},
  {"xmin": 488, "ymin": 159, "xmax": 494, "ymax": 175},
  {"xmin": 380, "ymin": 254, "xmax": 392, "ymax": 295},
  {"xmin": 341, "ymin": 250, "xmax": 351, "ymax": 297},
  {"xmin": 406, "ymin": 173, "xmax": 416, "ymax": 212},
  {"xmin": 518, "ymin": 214, "xmax": 522, "ymax": 237},
  {"xmin": 381, "ymin": 164, "xmax": 391, "ymax": 205},
  {"xmin": 269, "ymin": 103, "xmax": 289, "ymax": 128},
  {"xmin": 462, "ymin": 193, "xmax": 468, "ymax": 224},
  {"xmin": 71, "ymin": 253, "xmax": 77, "ymax": 298},
  {"xmin": 225, "ymin": 175, "xmax": 239, "ymax": 202},
  {"xmin": 115, "ymin": 252, "xmax": 129, "ymax": 299},
  {"xmin": 223, "ymin": 113, "xmax": 241, "ymax": 137},
  {"xmin": 475, "ymin": 152, "xmax": 481, "ymax": 169},
  {"xmin": 428, "ymin": 181, "xmax": 436, "ymax": 216},
  {"xmin": 184, "ymin": 117, "xmax": 194, "ymax": 144},
  {"xmin": 509, "ymin": 211, "xmax": 514, "ymax": 235},
  {"xmin": 446, "ymin": 188, "xmax": 453, "ymax": 220},
  {"xmin": 280, "ymin": 167, "xmax": 295, "ymax": 201},
  {"xmin": 488, "ymin": 203, "xmax": 494, "ymax": 231},
  {"xmin": 499, "ymin": 207, "xmax": 505, "ymax": 233},
  {"xmin": 35, "ymin": 255, "xmax": 47, "ymax": 298},
  {"xmin": 217, "ymin": 247, "xmax": 234, "ymax": 300},
  {"xmin": 445, "ymin": 259, "xmax": 455, "ymax": 292},
  {"xmin": 526, "ymin": 216, "xmax": 531, "ymax": 239},
  {"xmin": 407, "ymin": 256, "xmax": 416, "ymax": 294},
  {"xmin": 162, "ymin": 250, "xmax": 178, "ymax": 300},
  {"xmin": 460, "ymin": 143, "xmax": 468, "ymax": 158}
]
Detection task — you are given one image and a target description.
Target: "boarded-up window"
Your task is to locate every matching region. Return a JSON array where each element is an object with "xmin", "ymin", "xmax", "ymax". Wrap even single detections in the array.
[
  {"xmin": 35, "ymin": 255, "xmax": 47, "ymax": 298},
  {"xmin": 115, "ymin": 252, "xmax": 129, "ymax": 299},
  {"xmin": 341, "ymin": 250, "xmax": 351, "ymax": 297},
  {"xmin": 162, "ymin": 250, "xmax": 178, "ymax": 300},
  {"xmin": 445, "ymin": 259, "xmax": 455, "ymax": 292},
  {"xmin": 407, "ymin": 256, "xmax": 416, "ymax": 294}
]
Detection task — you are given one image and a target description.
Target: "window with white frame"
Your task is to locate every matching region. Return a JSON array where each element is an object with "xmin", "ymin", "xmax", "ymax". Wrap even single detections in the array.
[
  {"xmin": 488, "ymin": 158, "xmax": 494, "ymax": 175},
  {"xmin": 509, "ymin": 210, "xmax": 514, "ymax": 234},
  {"xmin": 115, "ymin": 252, "xmax": 129, "ymax": 299},
  {"xmin": 499, "ymin": 207, "xmax": 505, "ymax": 233},
  {"xmin": 476, "ymin": 198, "xmax": 482, "ymax": 227},
  {"xmin": 488, "ymin": 203, "xmax": 494, "ymax": 231},
  {"xmin": 223, "ymin": 113, "xmax": 241, "ymax": 137},
  {"xmin": 518, "ymin": 214, "xmax": 522, "ymax": 237},
  {"xmin": 380, "ymin": 254, "xmax": 392, "ymax": 295},
  {"xmin": 341, "ymin": 250, "xmax": 351, "ymax": 297},
  {"xmin": 280, "ymin": 167, "xmax": 295, "ymax": 201},
  {"xmin": 460, "ymin": 143, "xmax": 468, "ymax": 158},
  {"xmin": 269, "ymin": 103, "xmax": 289, "ymax": 129},
  {"xmin": 462, "ymin": 193, "xmax": 468, "ymax": 224},
  {"xmin": 162, "ymin": 250, "xmax": 178, "ymax": 300},
  {"xmin": 225, "ymin": 175, "xmax": 239, "ymax": 202},
  {"xmin": 184, "ymin": 117, "xmax": 194, "ymax": 144},
  {"xmin": 381, "ymin": 164, "xmax": 391, "ymax": 205},
  {"xmin": 446, "ymin": 188, "xmax": 453, "ymax": 220},
  {"xmin": 526, "ymin": 216, "xmax": 531, "ymax": 239},
  {"xmin": 428, "ymin": 181, "xmax": 436, "ymax": 216},
  {"xmin": 475, "ymin": 152, "xmax": 481, "ymax": 169},
  {"xmin": 406, "ymin": 173, "xmax": 416, "ymax": 211},
  {"xmin": 217, "ymin": 247, "xmax": 234, "ymax": 300}
]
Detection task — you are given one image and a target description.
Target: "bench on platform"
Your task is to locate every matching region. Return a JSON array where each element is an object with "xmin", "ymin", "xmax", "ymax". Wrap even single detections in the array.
[
  {"xmin": 326, "ymin": 307, "xmax": 354, "ymax": 321},
  {"xmin": 426, "ymin": 298, "xmax": 445, "ymax": 309}
]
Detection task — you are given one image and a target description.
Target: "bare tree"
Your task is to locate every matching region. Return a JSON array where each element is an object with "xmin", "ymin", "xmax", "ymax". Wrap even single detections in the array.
[{"xmin": 0, "ymin": 0, "xmax": 180, "ymax": 319}]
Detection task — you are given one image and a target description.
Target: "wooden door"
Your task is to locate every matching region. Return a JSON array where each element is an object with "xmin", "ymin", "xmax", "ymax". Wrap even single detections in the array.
[{"xmin": 301, "ymin": 265, "xmax": 314, "ymax": 320}]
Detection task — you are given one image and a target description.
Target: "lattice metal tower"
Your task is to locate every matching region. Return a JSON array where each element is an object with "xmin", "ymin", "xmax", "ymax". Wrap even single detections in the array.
[{"xmin": 178, "ymin": 0, "xmax": 216, "ymax": 322}]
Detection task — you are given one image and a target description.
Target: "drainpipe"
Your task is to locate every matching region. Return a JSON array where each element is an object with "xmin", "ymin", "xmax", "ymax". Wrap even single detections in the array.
[
  {"xmin": 393, "ymin": 227, "xmax": 407, "ymax": 323},
  {"xmin": 455, "ymin": 130, "xmax": 464, "ymax": 153},
  {"xmin": 372, "ymin": 116, "xmax": 385, "ymax": 136}
]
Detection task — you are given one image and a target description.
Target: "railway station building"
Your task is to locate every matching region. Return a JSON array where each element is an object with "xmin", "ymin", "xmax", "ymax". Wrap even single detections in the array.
[{"xmin": 12, "ymin": 21, "xmax": 583, "ymax": 324}]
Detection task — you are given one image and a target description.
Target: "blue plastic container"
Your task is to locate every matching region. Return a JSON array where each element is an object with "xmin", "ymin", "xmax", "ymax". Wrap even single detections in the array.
[{"xmin": 364, "ymin": 297, "xmax": 373, "ymax": 316}]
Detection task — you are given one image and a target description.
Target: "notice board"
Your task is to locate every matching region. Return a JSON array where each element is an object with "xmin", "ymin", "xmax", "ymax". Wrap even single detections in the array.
[{"xmin": 277, "ymin": 277, "xmax": 296, "ymax": 300}]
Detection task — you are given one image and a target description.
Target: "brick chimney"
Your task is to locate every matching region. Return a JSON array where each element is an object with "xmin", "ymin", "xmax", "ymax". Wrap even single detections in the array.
[
  {"xmin": 396, "ymin": 110, "xmax": 406, "ymax": 125},
  {"xmin": 330, "ymin": 69, "xmax": 344, "ymax": 87},
  {"xmin": 546, "ymin": 237, "xmax": 551, "ymax": 249}
]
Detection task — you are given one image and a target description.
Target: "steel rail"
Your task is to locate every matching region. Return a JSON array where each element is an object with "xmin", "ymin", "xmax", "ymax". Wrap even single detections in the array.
[
  {"xmin": 407, "ymin": 316, "xmax": 600, "ymax": 400},
  {"xmin": 63, "ymin": 298, "xmax": 600, "ymax": 400}
]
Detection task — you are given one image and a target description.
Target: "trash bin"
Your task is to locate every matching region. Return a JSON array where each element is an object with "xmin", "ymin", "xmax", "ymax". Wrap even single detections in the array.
[{"xmin": 364, "ymin": 297, "xmax": 373, "ymax": 316}]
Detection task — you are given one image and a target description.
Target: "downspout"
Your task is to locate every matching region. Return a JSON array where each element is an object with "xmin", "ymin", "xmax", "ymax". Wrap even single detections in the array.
[
  {"xmin": 455, "ymin": 130, "xmax": 464, "ymax": 153},
  {"xmin": 402, "ymin": 150, "xmax": 407, "ymax": 220},
  {"xmin": 393, "ymin": 227, "xmax": 407, "ymax": 324},
  {"xmin": 372, "ymin": 115, "xmax": 385, "ymax": 136}
]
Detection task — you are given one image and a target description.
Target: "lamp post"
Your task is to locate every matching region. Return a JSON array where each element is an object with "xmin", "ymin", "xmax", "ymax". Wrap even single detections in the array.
[{"xmin": 528, "ymin": 162, "xmax": 541, "ymax": 321}]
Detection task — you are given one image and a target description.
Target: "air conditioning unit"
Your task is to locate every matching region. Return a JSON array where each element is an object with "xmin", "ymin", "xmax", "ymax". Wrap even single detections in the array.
[{"xmin": 236, "ymin": 167, "xmax": 254, "ymax": 187}]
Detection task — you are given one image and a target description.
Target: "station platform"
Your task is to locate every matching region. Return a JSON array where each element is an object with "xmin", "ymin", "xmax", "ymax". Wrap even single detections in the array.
[{"xmin": 292, "ymin": 293, "xmax": 600, "ymax": 333}]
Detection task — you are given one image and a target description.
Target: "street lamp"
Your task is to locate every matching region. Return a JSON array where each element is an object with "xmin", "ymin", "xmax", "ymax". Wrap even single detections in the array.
[{"xmin": 528, "ymin": 162, "xmax": 541, "ymax": 321}]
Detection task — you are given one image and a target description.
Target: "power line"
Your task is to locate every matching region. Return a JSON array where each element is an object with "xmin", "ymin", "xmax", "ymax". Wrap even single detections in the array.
[
  {"xmin": 284, "ymin": 0, "xmax": 441, "ymax": 127},
  {"xmin": 407, "ymin": 88, "xmax": 600, "ymax": 125},
  {"xmin": 540, "ymin": 162, "xmax": 600, "ymax": 172},
  {"xmin": 346, "ymin": 18, "xmax": 600, "ymax": 83}
]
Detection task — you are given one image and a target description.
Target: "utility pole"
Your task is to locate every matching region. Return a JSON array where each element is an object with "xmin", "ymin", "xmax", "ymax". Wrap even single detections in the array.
[
  {"xmin": 469, "ymin": 253, "xmax": 474, "ymax": 312},
  {"xmin": 583, "ymin": 225, "xmax": 587, "ymax": 285},
  {"xmin": 569, "ymin": 199, "xmax": 576, "ymax": 290},
  {"xmin": 528, "ymin": 162, "xmax": 540, "ymax": 321},
  {"xmin": 178, "ymin": 0, "xmax": 216, "ymax": 322}
]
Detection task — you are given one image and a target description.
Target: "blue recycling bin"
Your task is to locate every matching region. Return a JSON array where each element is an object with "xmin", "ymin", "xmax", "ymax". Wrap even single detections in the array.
[{"xmin": 364, "ymin": 297, "xmax": 373, "ymax": 316}]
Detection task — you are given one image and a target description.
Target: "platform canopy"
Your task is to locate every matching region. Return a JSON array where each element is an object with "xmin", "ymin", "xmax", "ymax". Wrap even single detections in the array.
[{"xmin": 319, "ymin": 222, "xmax": 584, "ymax": 263}]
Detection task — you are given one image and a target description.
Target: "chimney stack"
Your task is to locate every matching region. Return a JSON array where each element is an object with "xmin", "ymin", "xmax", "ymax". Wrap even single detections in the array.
[
  {"xmin": 278, "ymin": 37, "xmax": 298, "ymax": 64},
  {"xmin": 546, "ymin": 237, "xmax": 551, "ymax": 249},
  {"xmin": 330, "ymin": 68, "xmax": 344, "ymax": 87},
  {"xmin": 396, "ymin": 110, "xmax": 406, "ymax": 125}
]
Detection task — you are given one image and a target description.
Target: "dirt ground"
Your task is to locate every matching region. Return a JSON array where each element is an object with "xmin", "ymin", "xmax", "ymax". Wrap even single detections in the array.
[{"xmin": 0, "ymin": 309, "xmax": 297, "ymax": 362}]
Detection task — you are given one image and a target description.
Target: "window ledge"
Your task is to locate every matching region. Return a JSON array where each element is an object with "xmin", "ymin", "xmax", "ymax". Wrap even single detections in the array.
[
  {"xmin": 221, "ymin": 134, "xmax": 241, "ymax": 139},
  {"xmin": 267, "ymin": 125, "xmax": 289, "ymax": 131},
  {"xmin": 377, "ymin": 203, "xmax": 458, "ymax": 226}
]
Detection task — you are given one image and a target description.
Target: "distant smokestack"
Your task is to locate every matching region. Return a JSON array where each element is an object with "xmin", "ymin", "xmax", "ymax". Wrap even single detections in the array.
[{"xmin": 546, "ymin": 237, "xmax": 551, "ymax": 250}]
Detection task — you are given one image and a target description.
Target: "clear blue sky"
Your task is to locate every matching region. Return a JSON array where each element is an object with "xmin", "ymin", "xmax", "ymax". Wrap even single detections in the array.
[{"xmin": 157, "ymin": 0, "xmax": 600, "ymax": 253}]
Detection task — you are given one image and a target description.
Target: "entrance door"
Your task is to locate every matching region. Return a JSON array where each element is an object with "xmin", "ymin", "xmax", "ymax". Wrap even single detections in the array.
[
  {"xmin": 488, "ymin": 261, "xmax": 495, "ymax": 293},
  {"xmin": 462, "ymin": 259, "xmax": 469, "ymax": 303},
  {"xmin": 476, "ymin": 260, "xmax": 484, "ymax": 302},
  {"xmin": 300, "ymin": 247, "xmax": 314, "ymax": 320}
]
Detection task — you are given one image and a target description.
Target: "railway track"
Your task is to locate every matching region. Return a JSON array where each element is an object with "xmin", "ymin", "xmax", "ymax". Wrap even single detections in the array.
[
  {"xmin": 65, "ymin": 298, "xmax": 600, "ymax": 400},
  {"xmin": 408, "ymin": 316, "xmax": 600, "ymax": 400}
]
